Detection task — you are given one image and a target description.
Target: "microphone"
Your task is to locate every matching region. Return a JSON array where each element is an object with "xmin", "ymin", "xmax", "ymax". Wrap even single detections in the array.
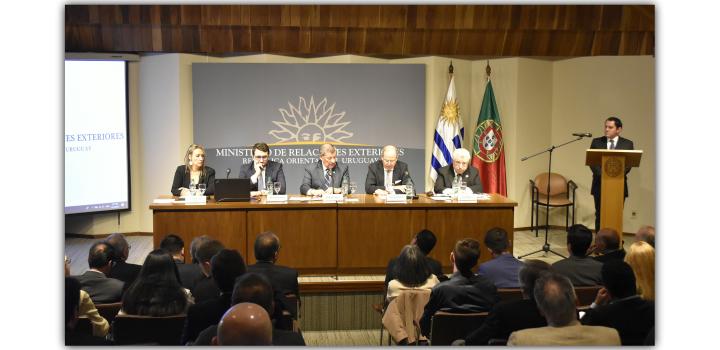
[
  {"xmin": 225, "ymin": 168, "xmax": 231, "ymax": 179},
  {"xmin": 572, "ymin": 132, "xmax": 592, "ymax": 137}
]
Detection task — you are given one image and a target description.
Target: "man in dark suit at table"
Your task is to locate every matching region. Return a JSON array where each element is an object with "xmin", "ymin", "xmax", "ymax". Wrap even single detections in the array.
[
  {"xmin": 74, "ymin": 242, "xmax": 124, "ymax": 304},
  {"xmin": 238, "ymin": 142, "xmax": 286, "ymax": 196},
  {"xmin": 365, "ymin": 144, "xmax": 413, "ymax": 195},
  {"xmin": 105, "ymin": 233, "xmax": 141, "ymax": 286},
  {"xmin": 247, "ymin": 231, "xmax": 300, "ymax": 318},
  {"xmin": 589, "ymin": 116, "xmax": 634, "ymax": 232},
  {"xmin": 300, "ymin": 143, "xmax": 350, "ymax": 195},
  {"xmin": 433, "ymin": 148, "xmax": 483, "ymax": 194}
]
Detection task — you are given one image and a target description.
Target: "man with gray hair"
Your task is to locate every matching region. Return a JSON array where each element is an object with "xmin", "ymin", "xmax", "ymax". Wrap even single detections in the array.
[
  {"xmin": 300, "ymin": 143, "xmax": 350, "ymax": 195},
  {"xmin": 365, "ymin": 145, "xmax": 414, "ymax": 195},
  {"xmin": 105, "ymin": 233, "xmax": 141, "ymax": 285},
  {"xmin": 507, "ymin": 271, "xmax": 620, "ymax": 345},
  {"xmin": 433, "ymin": 148, "xmax": 483, "ymax": 194}
]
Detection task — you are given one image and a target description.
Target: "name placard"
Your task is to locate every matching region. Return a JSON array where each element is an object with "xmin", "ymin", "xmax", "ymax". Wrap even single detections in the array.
[
  {"xmin": 322, "ymin": 193, "xmax": 344, "ymax": 202},
  {"xmin": 266, "ymin": 194, "xmax": 288, "ymax": 202},
  {"xmin": 185, "ymin": 195, "xmax": 207, "ymax": 204},
  {"xmin": 457, "ymin": 193, "xmax": 478, "ymax": 202},
  {"xmin": 386, "ymin": 193, "xmax": 408, "ymax": 203}
]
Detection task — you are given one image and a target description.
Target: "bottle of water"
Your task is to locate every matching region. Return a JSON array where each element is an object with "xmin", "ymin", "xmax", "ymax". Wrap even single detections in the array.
[
  {"xmin": 406, "ymin": 178, "xmax": 415, "ymax": 199},
  {"xmin": 189, "ymin": 179, "xmax": 197, "ymax": 196},
  {"xmin": 341, "ymin": 175, "xmax": 350, "ymax": 195},
  {"xmin": 452, "ymin": 175, "xmax": 460, "ymax": 194}
]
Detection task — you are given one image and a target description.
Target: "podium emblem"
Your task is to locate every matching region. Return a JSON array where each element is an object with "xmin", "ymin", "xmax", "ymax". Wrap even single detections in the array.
[{"xmin": 604, "ymin": 157, "xmax": 623, "ymax": 177}]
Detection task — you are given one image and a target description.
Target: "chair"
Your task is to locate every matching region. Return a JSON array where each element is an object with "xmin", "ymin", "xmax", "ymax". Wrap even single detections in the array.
[
  {"xmin": 95, "ymin": 302, "xmax": 122, "ymax": 325},
  {"xmin": 381, "ymin": 290, "xmax": 432, "ymax": 345},
  {"xmin": 530, "ymin": 172, "xmax": 577, "ymax": 236},
  {"xmin": 574, "ymin": 285, "xmax": 602, "ymax": 306},
  {"xmin": 429, "ymin": 311, "xmax": 489, "ymax": 345},
  {"xmin": 497, "ymin": 288, "xmax": 524, "ymax": 303},
  {"xmin": 111, "ymin": 314, "xmax": 186, "ymax": 345}
]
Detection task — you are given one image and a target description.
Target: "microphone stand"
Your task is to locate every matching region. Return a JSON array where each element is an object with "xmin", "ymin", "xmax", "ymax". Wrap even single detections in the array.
[{"xmin": 518, "ymin": 136, "xmax": 586, "ymax": 259}]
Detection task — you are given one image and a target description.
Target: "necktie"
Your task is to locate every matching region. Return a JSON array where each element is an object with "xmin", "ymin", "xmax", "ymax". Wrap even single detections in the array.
[
  {"xmin": 325, "ymin": 169, "xmax": 332, "ymax": 189},
  {"xmin": 385, "ymin": 170, "xmax": 393, "ymax": 189},
  {"xmin": 609, "ymin": 139, "xmax": 616, "ymax": 150},
  {"xmin": 258, "ymin": 170, "xmax": 265, "ymax": 191}
]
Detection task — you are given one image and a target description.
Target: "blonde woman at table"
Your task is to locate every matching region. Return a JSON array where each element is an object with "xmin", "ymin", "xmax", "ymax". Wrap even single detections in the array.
[{"xmin": 171, "ymin": 144, "xmax": 216, "ymax": 196}]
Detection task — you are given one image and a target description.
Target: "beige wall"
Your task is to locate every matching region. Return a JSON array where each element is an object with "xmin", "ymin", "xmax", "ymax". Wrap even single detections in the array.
[{"xmin": 65, "ymin": 54, "xmax": 655, "ymax": 235}]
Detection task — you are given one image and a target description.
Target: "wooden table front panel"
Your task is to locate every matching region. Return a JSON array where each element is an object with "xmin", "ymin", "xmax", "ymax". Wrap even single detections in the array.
[
  {"xmin": 337, "ymin": 208, "xmax": 425, "ymax": 274},
  {"xmin": 425, "ymin": 208, "xmax": 514, "ymax": 271},
  {"xmin": 153, "ymin": 210, "xmax": 247, "ymax": 263},
  {"xmin": 246, "ymin": 209, "xmax": 337, "ymax": 272}
]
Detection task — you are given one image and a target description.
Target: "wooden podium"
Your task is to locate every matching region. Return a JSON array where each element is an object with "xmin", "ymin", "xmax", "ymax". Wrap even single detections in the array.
[{"xmin": 585, "ymin": 149, "xmax": 642, "ymax": 240}]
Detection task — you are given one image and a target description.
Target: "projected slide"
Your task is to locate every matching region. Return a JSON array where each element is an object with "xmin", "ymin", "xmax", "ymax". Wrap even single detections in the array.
[{"xmin": 64, "ymin": 60, "xmax": 130, "ymax": 214}]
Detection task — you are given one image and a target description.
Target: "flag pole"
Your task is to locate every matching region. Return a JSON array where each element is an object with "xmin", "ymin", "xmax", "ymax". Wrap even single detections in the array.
[{"xmin": 486, "ymin": 60, "xmax": 491, "ymax": 81}]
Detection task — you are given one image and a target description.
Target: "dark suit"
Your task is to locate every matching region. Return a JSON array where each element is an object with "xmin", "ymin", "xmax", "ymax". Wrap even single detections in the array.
[
  {"xmin": 108, "ymin": 260, "xmax": 141, "ymax": 286},
  {"xmin": 552, "ymin": 256, "xmax": 603, "ymax": 286},
  {"xmin": 248, "ymin": 261, "xmax": 300, "ymax": 318},
  {"xmin": 581, "ymin": 296, "xmax": 654, "ymax": 345},
  {"xmin": 181, "ymin": 293, "xmax": 232, "ymax": 345},
  {"xmin": 365, "ymin": 160, "xmax": 413, "ymax": 194},
  {"xmin": 384, "ymin": 256, "xmax": 445, "ymax": 288},
  {"xmin": 237, "ymin": 160, "xmax": 286, "ymax": 194},
  {"xmin": 74, "ymin": 270, "xmax": 124, "ymax": 304},
  {"xmin": 419, "ymin": 272, "xmax": 499, "ymax": 336},
  {"xmin": 465, "ymin": 298, "xmax": 546, "ymax": 345},
  {"xmin": 592, "ymin": 249, "xmax": 626, "ymax": 264},
  {"xmin": 300, "ymin": 160, "xmax": 350, "ymax": 195},
  {"xmin": 171, "ymin": 165, "xmax": 216, "ymax": 196},
  {"xmin": 193, "ymin": 324, "xmax": 306, "ymax": 346},
  {"xmin": 433, "ymin": 165, "xmax": 483, "ymax": 194},
  {"xmin": 476, "ymin": 253, "xmax": 524, "ymax": 288},
  {"xmin": 589, "ymin": 136, "xmax": 634, "ymax": 230},
  {"xmin": 191, "ymin": 276, "xmax": 221, "ymax": 304},
  {"xmin": 177, "ymin": 262, "xmax": 204, "ymax": 291}
]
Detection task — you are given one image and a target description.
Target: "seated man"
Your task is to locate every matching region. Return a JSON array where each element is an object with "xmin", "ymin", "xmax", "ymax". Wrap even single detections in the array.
[
  {"xmin": 73, "ymin": 242, "xmax": 124, "ymax": 304},
  {"xmin": 384, "ymin": 229, "xmax": 445, "ymax": 288},
  {"xmin": 190, "ymin": 239, "xmax": 225, "ymax": 304},
  {"xmin": 590, "ymin": 228, "xmax": 626, "ymax": 264},
  {"xmin": 433, "ymin": 148, "xmax": 483, "ymax": 194},
  {"xmin": 247, "ymin": 231, "xmax": 300, "ymax": 318},
  {"xmin": 477, "ymin": 227, "xmax": 523, "ymax": 288},
  {"xmin": 365, "ymin": 144, "xmax": 413, "ymax": 195},
  {"xmin": 238, "ymin": 142, "xmax": 286, "ymax": 196},
  {"xmin": 635, "ymin": 225, "xmax": 655, "ymax": 248},
  {"xmin": 105, "ymin": 233, "xmax": 141, "ymax": 286},
  {"xmin": 552, "ymin": 224, "xmax": 603, "ymax": 286},
  {"xmin": 177, "ymin": 235, "xmax": 209, "ymax": 290},
  {"xmin": 300, "ymin": 143, "xmax": 350, "ymax": 195},
  {"xmin": 194, "ymin": 273, "xmax": 306, "ymax": 346},
  {"xmin": 419, "ymin": 239, "xmax": 499, "ymax": 337},
  {"xmin": 160, "ymin": 234, "xmax": 186, "ymax": 264},
  {"xmin": 465, "ymin": 260, "xmax": 550, "ymax": 345},
  {"xmin": 213, "ymin": 303, "xmax": 273, "ymax": 345},
  {"xmin": 508, "ymin": 272, "xmax": 621, "ymax": 346},
  {"xmin": 581, "ymin": 260, "xmax": 655, "ymax": 345}
]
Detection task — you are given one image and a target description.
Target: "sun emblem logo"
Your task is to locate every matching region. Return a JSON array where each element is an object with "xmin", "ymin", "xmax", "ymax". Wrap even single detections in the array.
[
  {"xmin": 473, "ymin": 119, "xmax": 504, "ymax": 163},
  {"xmin": 269, "ymin": 96, "xmax": 353, "ymax": 143}
]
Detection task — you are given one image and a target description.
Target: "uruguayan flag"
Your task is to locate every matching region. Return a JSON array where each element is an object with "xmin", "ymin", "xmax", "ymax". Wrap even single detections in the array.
[{"xmin": 430, "ymin": 74, "xmax": 463, "ymax": 182}]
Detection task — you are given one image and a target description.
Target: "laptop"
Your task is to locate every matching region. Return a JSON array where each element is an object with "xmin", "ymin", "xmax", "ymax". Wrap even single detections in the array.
[{"xmin": 214, "ymin": 178, "xmax": 252, "ymax": 202}]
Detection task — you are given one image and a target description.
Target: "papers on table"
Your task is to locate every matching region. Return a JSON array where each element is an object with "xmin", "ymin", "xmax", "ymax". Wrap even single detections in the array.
[{"xmin": 152, "ymin": 198, "xmax": 175, "ymax": 204}]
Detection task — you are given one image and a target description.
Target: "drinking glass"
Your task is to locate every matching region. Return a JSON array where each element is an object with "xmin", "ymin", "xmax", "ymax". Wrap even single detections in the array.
[
  {"xmin": 349, "ymin": 182, "xmax": 358, "ymax": 195},
  {"xmin": 460, "ymin": 181, "xmax": 468, "ymax": 193},
  {"xmin": 265, "ymin": 181, "xmax": 274, "ymax": 195},
  {"xmin": 273, "ymin": 182, "xmax": 281, "ymax": 195},
  {"xmin": 197, "ymin": 183, "xmax": 206, "ymax": 196},
  {"xmin": 189, "ymin": 183, "xmax": 197, "ymax": 196}
]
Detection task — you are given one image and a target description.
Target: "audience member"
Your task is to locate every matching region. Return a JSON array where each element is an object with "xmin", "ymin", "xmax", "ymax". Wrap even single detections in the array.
[
  {"xmin": 507, "ymin": 272, "xmax": 621, "ymax": 345},
  {"xmin": 181, "ymin": 249, "xmax": 246, "ymax": 345},
  {"xmin": 160, "ymin": 234, "xmax": 186, "ymax": 263},
  {"xmin": 120, "ymin": 249, "xmax": 189, "ymax": 316},
  {"xmin": 65, "ymin": 277, "xmax": 111, "ymax": 345},
  {"xmin": 419, "ymin": 239, "xmax": 499, "ymax": 337},
  {"xmin": 385, "ymin": 229, "xmax": 445, "ymax": 287},
  {"xmin": 386, "ymin": 245, "xmax": 440, "ymax": 301},
  {"xmin": 65, "ymin": 255, "xmax": 109, "ymax": 337},
  {"xmin": 624, "ymin": 241, "xmax": 655, "ymax": 301},
  {"xmin": 248, "ymin": 232, "xmax": 300, "ymax": 317},
  {"xmin": 194, "ymin": 273, "xmax": 305, "ymax": 345},
  {"xmin": 581, "ymin": 260, "xmax": 655, "ymax": 345},
  {"xmin": 635, "ymin": 225, "xmax": 655, "ymax": 248},
  {"xmin": 589, "ymin": 228, "xmax": 626, "ymax": 264},
  {"xmin": 465, "ymin": 260, "xmax": 550, "ymax": 345},
  {"xmin": 213, "ymin": 303, "xmax": 273, "ymax": 345},
  {"xmin": 74, "ymin": 242, "xmax": 124, "ymax": 303},
  {"xmin": 177, "ymin": 235, "xmax": 210, "ymax": 290},
  {"xmin": 477, "ymin": 227, "xmax": 523, "ymax": 288},
  {"xmin": 105, "ymin": 233, "xmax": 142, "ymax": 285},
  {"xmin": 552, "ymin": 224, "xmax": 603, "ymax": 286},
  {"xmin": 191, "ymin": 238, "xmax": 225, "ymax": 303}
]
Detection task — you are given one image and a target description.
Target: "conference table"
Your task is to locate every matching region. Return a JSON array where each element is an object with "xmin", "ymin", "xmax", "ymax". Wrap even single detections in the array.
[{"xmin": 150, "ymin": 194, "xmax": 517, "ymax": 275}]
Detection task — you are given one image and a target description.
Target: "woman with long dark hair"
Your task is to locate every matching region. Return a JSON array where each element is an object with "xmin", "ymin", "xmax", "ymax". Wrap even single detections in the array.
[
  {"xmin": 386, "ymin": 245, "xmax": 440, "ymax": 301},
  {"xmin": 121, "ymin": 249, "xmax": 191, "ymax": 316}
]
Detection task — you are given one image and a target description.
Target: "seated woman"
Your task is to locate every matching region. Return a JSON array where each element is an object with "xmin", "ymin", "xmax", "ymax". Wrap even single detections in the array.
[
  {"xmin": 171, "ymin": 144, "xmax": 215, "ymax": 196},
  {"xmin": 120, "ymin": 249, "xmax": 192, "ymax": 316},
  {"xmin": 624, "ymin": 241, "xmax": 655, "ymax": 301},
  {"xmin": 386, "ymin": 245, "xmax": 440, "ymax": 302}
]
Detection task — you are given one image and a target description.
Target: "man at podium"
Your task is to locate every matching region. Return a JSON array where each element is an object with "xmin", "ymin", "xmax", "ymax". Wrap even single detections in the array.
[{"xmin": 589, "ymin": 117, "xmax": 634, "ymax": 231}]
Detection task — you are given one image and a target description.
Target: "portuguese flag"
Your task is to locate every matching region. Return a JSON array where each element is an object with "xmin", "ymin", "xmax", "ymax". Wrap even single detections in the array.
[{"xmin": 471, "ymin": 80, "xmax": 507, "ymax": 196}]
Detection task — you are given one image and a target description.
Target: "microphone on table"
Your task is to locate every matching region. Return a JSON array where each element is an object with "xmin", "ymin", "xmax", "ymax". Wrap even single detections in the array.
[
  {"xmin": 225, "ymin": 168, "xmax": 231, "ymax": 179},
  {"xmin": 572, "ymin": 132, "xmax": 592, "ymax": 138}
]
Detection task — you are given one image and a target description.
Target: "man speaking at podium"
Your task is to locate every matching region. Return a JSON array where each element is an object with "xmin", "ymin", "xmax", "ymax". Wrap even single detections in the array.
[{"xmin": 589, "ymin": 117, "xmax": 634, "ymax": 232}]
